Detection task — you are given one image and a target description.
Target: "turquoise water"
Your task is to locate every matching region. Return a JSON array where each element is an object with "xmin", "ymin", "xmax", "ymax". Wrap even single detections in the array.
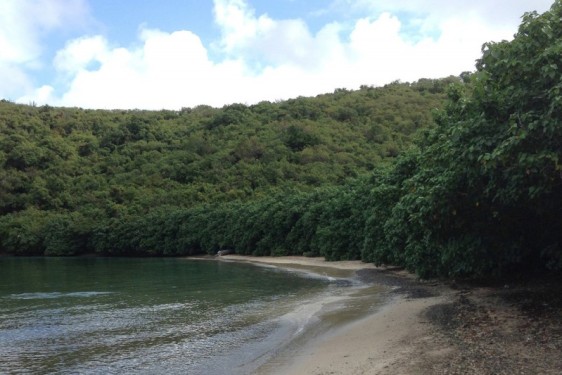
[{"xmin": 0, "ymin": 257, "xmax": 340, "ymax": 374}]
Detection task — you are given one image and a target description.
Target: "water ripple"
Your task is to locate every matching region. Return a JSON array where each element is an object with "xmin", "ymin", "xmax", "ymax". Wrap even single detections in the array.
[{"xmin": 6, "ymin": 291, "xmax": 114, "ymax": 300}]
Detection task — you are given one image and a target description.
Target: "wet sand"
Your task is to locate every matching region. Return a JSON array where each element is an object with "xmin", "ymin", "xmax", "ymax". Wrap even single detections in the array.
[
  {"xmin": 208, "ymin": 255, "xmax": 562, "ymax": 374},
  {"xmin": 217, "ymin": 255, "xmax": 449, "ymax": 375}
]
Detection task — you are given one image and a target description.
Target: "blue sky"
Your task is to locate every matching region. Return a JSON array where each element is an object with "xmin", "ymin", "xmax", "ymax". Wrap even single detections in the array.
[{"xmin": 0, "ymin": 0, "xmax": 552, "ymax": 109}]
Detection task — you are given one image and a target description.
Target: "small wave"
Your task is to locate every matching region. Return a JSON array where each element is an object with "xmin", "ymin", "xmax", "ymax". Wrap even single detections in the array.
[
  {"xmin": 7, "ymin": 291, "xmax": 114, "ymax": 300},
  {"xmin": 296, "ymin": 272, "xmax": 357, "ymax": 288}
]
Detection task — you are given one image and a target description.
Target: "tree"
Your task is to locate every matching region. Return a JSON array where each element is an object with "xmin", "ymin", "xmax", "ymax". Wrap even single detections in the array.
[{"xmin": 378, "ymin": 1, "xmax": 562, "ymax": 277}]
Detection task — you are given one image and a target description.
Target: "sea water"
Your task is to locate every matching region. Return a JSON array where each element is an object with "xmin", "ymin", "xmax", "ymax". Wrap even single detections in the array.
[{"xmin": 0, "ymin": 257, "xmax": 377, "ymax": 374}]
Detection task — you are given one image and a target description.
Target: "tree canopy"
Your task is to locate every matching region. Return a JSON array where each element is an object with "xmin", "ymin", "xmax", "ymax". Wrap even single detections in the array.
[
  {"xmin": 0, "ymin": 79, "xmax": 449, "ymax": 257},
  {"xmin": 360, "ymin": 1, "xmax": 562, "ymax": 277}
]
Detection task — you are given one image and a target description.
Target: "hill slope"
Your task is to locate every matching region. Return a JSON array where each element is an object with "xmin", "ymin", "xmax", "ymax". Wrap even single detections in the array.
[
  {"xmin": 0, "ymin": 78, "xmax": 455, "ymax": 257},
  {"xmin": 0, "ymin": 79, "xmax": 451, "ymax": 216}
]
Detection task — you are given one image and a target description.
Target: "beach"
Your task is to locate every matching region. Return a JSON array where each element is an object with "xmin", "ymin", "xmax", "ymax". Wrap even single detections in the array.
[
  {"xmin": 218, "ymin": 255, "xmax": 450, "ymax": 375},
  {"xmin": 218, "ymin": 255, "xmax": 562, "ymax": 375}
]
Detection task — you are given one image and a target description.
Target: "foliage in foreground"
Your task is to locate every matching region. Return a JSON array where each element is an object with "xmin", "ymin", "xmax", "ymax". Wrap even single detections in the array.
[{"xmin": 362, "ymin": 2, "xmax": 562, "ymax": 277}]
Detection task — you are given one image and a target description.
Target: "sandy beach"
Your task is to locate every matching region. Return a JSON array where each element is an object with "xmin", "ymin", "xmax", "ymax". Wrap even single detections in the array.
[
  {"xmin": 216, "ymin": 255, "xmax": 562, "ymax": 375},
  {"xmin": 217, "ymin": 255, "xmax": 451, "ymax": 375}
]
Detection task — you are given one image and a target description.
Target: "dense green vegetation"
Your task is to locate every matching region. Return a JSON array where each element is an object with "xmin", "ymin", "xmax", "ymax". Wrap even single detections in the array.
[
  {"xmin": 1, "ymin": 2, "xmax": 561, "ymax": 279},
  {"xmin": 0, "ymin": 79, "xmax": 450, "ymax": 255},
  {"xmin": 358, "ymin": 2, "xmax": 562, "ymax": 277}
]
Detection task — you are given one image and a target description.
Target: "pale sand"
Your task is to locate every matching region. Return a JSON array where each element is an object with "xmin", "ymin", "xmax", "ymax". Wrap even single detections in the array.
[
  {"xmin": 219, "ymin": 255, "xmax": 378, "ymax": 270},
  {"xmin": 218, "ymin": 255, "xmax": 451, "ymax": 375}
]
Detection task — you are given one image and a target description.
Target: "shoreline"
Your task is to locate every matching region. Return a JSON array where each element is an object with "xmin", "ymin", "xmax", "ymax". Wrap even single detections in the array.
[
  {"xmin": 215, "ymin": 255, "xmax": 451, "ymax": 374},
  {"xmin": 213, "ymin": 255, "xmax": 562, "ymax": 375}
]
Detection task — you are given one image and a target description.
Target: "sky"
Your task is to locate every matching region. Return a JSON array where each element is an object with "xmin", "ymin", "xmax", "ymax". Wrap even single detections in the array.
[{"xmin": 0, "ymin": 0, "xmax": 553, "ymax": 110}]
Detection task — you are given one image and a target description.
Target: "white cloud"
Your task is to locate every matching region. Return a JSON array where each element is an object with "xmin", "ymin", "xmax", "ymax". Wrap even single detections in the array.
[
  {"xmin": 335, "ymin": 0, "xmax": 552, "ymax": 28},
  {"xmin": 0, "ymin": 0, "xmax": 88, "ymax": 63},
  {"xmin": 0, "ymin": 63, "xmax": 34, "ymax": 100},
  {"xmin": 0, "ymin": 0, "xmax": 90, "ymax": 100},
  {"xmin": 54, "ymin": 35, "xmax": 108, "ymax": 74},
  {"xmin": 46, "ymin": 29, "xmax": 248, "ymax": 109},
  {"xmin": 13, "ymin": 0, "xmax": 554, "ymax": 109}
]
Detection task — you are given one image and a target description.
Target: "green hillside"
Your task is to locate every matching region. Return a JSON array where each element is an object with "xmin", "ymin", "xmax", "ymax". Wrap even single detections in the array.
[
  {"xmin": 0, "ymin": 79, "xmax": 449, "ymax": 220},
  {"xmin": 0, "ymin": 79, "xmax": 452, "ymax": 218}
]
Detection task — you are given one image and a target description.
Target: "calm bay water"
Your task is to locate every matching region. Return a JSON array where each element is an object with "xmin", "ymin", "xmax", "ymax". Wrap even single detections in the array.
[{"xmin": 0, "ymin": 257, "xmax": 339, "ymax": 374}]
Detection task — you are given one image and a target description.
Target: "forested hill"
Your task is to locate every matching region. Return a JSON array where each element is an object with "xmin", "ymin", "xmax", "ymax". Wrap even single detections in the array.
[{"xmin": 0, "ymin": 79, "xmax": 451, "ymax": 216}]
